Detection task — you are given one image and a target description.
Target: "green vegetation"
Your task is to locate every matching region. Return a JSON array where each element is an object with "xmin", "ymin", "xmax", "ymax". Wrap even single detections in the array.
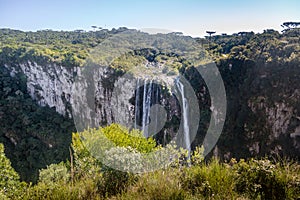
[
  {"xmin": 0, "ymin": 28, "xmax": 118, "ymax": 67},
  {"xmin": 0, "ymin": 125, "xmax": 299, "ymax": 199},
  {"xmin": 1, "ymin": 24, "xmax": 299, "ymax": 68},
  {"xmin": 1, "ymin": 25, "xmax": 300, "ymax": 199},
  {"xmin": 204, "ymin": 27, "xmax": 300, "ymax": 64},
  {"xmin": 0, "ymin": 62, "xmax": 75, "ymax": 182},
  {"xmin": 0, "ymin": 143, "xmax": 26, "ymax": 199}
]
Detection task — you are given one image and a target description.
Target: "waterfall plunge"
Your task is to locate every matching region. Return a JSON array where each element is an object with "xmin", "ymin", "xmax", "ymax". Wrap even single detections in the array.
[
  {"xmin": 135, "ymin": 79, "xmax": 159, "ymax": 138},
  {"xmin": 175, "ymin": 78, "xmax": 191, "ymax": 157},
  {"xmin": 142, "ymin": 79, "xmax": 153, "ymax": 137},
  {"xmin": 134, "ymin": 79, "xmax": 140, "ymax": 129},
  {"xmin": 134, "ymin": 77, "xmax": 191, "ymax": 158}
]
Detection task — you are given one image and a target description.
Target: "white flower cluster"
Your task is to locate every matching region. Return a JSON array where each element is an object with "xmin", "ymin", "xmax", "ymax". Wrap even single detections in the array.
[
  {"xmin": 103, "ymin": 146, "xmax": 144, "ymax": 173},
  {"xmin": 102, "ymin": 142, "xmax": 189, "ymax": 173}
]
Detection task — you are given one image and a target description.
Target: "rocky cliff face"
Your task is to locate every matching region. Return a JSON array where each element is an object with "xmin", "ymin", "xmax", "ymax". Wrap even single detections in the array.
[
  {"xmin": 212, "ymin": 60, "xmax": 300, "ymax": 160},
  {"xmin": 245, "ymin": 63, "xmax": 300, "ymax": 158},
  {"xmin": 71, "ymin": 67, "xmax": 161, "ymax": 131},
  {"xmin": 4, "ymin": 59, "xmax": 300, "ymax": 160},
  {"xmin": 5, "ymin": 61, "xmax": 181, "ymax": 141},
  {"xmin": 6, "ymin": 61, "xmax": 78, "ymax": 117}
]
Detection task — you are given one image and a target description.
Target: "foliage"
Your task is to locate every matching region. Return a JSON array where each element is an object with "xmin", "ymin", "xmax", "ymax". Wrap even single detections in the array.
[
  {"xmin": 1, "ymin": 136, "xmax": 300, "ymax": 200},
  {"xmin": 71, "ymin": 132, "xmax": 101, "ymax": 180},
  {"xmin": 234, "ymin": 158, "xmax": 300, "ymax": 199},
  {"xmin": 23, "ymin": 177, "xmax": 103, "ymax": 200},
  {"xmin": 0, "ymin": 26, "xmax": 300, "ymax": 199},
  {"xmin": 281, "ymin": 22, "xmax": 300, "ymax": 32},
  {"xmin": 205, "ymin": 28, "xmax": 300, "ymax": 65},
  {"xmin": 0, "ymin": 143, "xmax": 26, "ymax": 199},
  {"xmin": 181, "ymin": 158, "xmax": 236, "ymax": 199},
  {"xmin": 38, "ymin": 162, "xmax": 70, "ymax": 185},
  {"xmin": 0, "ymin": 66, "xmax": 75, "ymax": 182},
  {"xmin": 99, "ymin": 167, "xmax": 136, "ymax": 198},
  {"xmin": 1, "ymin": 26, "xmax": 299, "ymax": 69},
  {"xmin": 191, "ymin": 145, "xmax": 205, "ymax": 165},
  {"xmin": 70, "ymin": 124, "xmax": 157, "ymax": 197},
  {"xmin": 119, "ymin": 169, "xmax": 186, "ymax": 200},
  {"xmin": 0, "ymin": 28, "xmax": 115, "ymax": 67},
  {"xmin": 101, "ymin": 123, "xmax": 157, "ymax": 153}
]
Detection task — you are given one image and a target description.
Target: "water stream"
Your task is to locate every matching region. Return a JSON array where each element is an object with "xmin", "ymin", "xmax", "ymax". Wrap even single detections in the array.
[{"xmin": 175, "ymin": 78, "xmax": 191, "ymax": 158}]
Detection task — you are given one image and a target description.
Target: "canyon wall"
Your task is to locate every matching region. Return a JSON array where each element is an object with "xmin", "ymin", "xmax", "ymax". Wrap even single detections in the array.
[{"xmin": 4, "ymin": 59, "xmax": 300, "ymax": 160}]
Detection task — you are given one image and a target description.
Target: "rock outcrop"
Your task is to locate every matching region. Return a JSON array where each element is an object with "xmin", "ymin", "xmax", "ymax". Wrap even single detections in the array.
[{"xmin": 3, "ymin": 58, "xmax": 300, "ymax": 160}]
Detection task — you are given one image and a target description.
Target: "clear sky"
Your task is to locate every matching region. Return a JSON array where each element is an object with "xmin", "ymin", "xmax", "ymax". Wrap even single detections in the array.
[{"xmin": 0, "ymin": 0, "xmax": 299, "ymax": 37}]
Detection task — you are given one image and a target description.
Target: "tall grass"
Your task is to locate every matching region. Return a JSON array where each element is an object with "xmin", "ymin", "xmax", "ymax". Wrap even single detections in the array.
[{"xmin": 7, "ymin": 157, "xmax": 300, "ymax": 200}]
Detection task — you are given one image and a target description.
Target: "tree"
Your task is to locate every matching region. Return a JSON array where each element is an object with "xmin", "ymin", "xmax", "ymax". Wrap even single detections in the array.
[
  {"xmin": 91, "ymin": 25, "xmax": 97, "ymax": 31},
  {"xmin": 206, "ymin": 31, "xmax": 216, "ymax": 38},
  {"xmin": 281, "ymin": 22, "xmax": 300, "ymax": 32},
  {"xmin": 0, "ymin": 143, "xmax": 26, "ymax": 198},
  {"xmin": 206, "ymin": 31, "xmax": 216, "ymax": 48}
]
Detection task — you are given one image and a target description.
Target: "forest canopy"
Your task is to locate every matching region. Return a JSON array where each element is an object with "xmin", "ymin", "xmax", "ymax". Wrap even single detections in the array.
[{"xmin": 0, "ymin": 25, "xmax": 299, "ymax": 68}]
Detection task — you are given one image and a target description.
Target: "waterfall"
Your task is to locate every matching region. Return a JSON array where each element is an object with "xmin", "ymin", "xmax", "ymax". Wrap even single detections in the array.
[
  {"xmin": 134, "ymin": 77, "xmax": 190, "ymax": 150},
  {"xmin": 142, "ymin": 79, "xmax": 147, "ymax": 135},
  {"xmin": 154, "ymin": 85, "xmax": 159, "ymax": 134},
  {"xmin": 175, "ymin": 78, "xmax": 191, "ymax": 158},
  {"xmin": 135, "ymin": 79, "xmax": 158, "ymax": 138},
  {"xmin": 143, "ymin": 80, "xmax": 153, "ymax": 137},
  {"xmin": 134, "ymin": 79, "xmax": 140, "ymax": 129}
]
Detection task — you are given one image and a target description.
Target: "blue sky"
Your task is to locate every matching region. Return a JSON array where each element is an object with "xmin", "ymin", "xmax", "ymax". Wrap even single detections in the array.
[{"xmin": 0, "ymin": 0, "xmax": 299, "ymax": 37}]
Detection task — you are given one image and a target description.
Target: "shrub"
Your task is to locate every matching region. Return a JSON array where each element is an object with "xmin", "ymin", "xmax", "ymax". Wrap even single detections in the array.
[
  {"xmin": 23, "ymin": 177, "xmax": 102, "ymax": 200},
  {"xmin": 181, "ymin": 158, "xmax": 236, "ymax": 199},
  {"xmin": 273, "ymin": 160, "xmax": 300, "ymax": 200},
  {"xmin": 0, "ymin": 143, "xmax": 27, "ymax": 199},
  {"xmin": 119, "ymin": 169, "xmax": 186, "ymax": 200},
  {"xmin": 71, "ymin": 124, "xmax": 158, "ymax": 197},
  {"xmin": 234, "ymin": 158, "xmax": 289, "ymax": 200},
  {"xmin": 99, "ymin": 167, "xmax": 136, "ymax": 198},
  {"xmin": 0, "ymin": 191, "xmax": 9, "ymax": 200},
  {"xmin": 71, "ymin": 132, "xmax": 102, "ymax": 179},
  {"xmin": 100, "ymin": 123, "xmax": 157, "ymax": 153},
  {"xmin": 38, "ymin": 162, "xmax": 70, "ymax": 185}
]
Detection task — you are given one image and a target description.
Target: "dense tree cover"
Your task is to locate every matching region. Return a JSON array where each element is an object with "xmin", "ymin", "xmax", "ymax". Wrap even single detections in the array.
[
  {"xmin": 0, "ymin": 66, "xmax": 75, "ymax": 182},
  {"xmin": 0, "ymin": 28, "xmax": 128, "ymax": 67},
  {"xmin": 205, "ymin": 28, "xmax": 300, "ymax": 64},
  {"xmin": 1, "ymin": 27, "xmax": 299, "ymax": 69}
]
